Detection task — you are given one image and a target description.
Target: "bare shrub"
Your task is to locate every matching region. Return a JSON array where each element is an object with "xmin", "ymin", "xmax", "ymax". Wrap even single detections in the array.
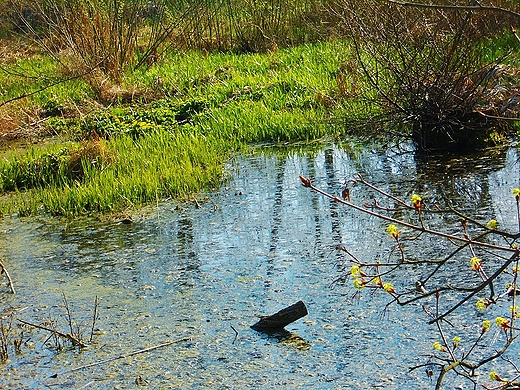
[
  {"xmin": 5, "ymin": 0, "xmax": 181, "ymax": 95},
  {"xmin": 329, "ymin": 0, "xmax": 520, "ymax": 152},
  {"xmin": 171, "ymin": 0, "xmax": 330, "ymax": 53}
]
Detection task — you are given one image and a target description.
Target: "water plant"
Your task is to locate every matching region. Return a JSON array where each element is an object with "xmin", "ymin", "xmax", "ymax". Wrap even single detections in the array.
[{"xmin": 0, "ymin": 294, "xmax": 100, "ymax": 362}]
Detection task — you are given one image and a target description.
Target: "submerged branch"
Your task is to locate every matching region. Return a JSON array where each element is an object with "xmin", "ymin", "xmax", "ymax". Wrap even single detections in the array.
[
  {"xmin": 17, "ymin": 318, "xmax": 87, "ymax": 348},
  {"xmin": 251, "ymin": 301, "xmax": 308, "ymax": 332},
  {"xmin": 51, "ymin": 337, "xmax": 194, "ymax": 377}
]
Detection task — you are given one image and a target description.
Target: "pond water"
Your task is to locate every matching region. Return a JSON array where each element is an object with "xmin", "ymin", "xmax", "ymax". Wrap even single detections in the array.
[{"xmin": 0, "ymin": 142, "xmax": 519, "ymax": 389}]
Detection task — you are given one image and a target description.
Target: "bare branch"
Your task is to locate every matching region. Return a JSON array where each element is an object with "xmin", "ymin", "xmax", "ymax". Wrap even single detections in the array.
[
  {"xmin": 387, "ymin": 0, "xmax": 520, "ymax": 19},
  {"xmin": 0, "ymin": 58, "xmax": 107, "ymax": 109},
  {"xmin": 300, "ymin": 176, "xmax": 519, "ymax": 252},
  {"xmin": 431, "ymin": 250, "xmax": 520, "ymax": 324},
  {"xmin": 17, "ymin": 318, "xmax": 87, "ymax": 348},
  {"xmin": 0, "ymin": 260, "xmax": 15, "ymax": 294},
  {"xmin": 51, "ymin": 337, "xmax": 194, "ymax": 377}
]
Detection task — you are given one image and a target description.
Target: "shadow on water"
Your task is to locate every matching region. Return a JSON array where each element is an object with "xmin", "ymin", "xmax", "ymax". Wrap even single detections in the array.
[
  {"xmin": 0, "ymin": 142, "xmax": 519, "ymax": 389},
  {"xmin": 259, "ymin": 329, "xmax": 312, "ymax": 351}
]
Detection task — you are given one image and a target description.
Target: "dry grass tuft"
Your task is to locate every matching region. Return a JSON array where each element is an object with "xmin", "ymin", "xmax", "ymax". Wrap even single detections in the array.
[
  {"xmin": 0, "ymin": 102, "xmax": 48, "ymax": 142},
  {"xmin": 86, "ymin": 69, "xmax": 164, "ymax": 104}
]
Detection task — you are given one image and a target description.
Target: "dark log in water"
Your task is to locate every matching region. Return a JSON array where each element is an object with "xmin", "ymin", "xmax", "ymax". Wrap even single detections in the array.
[{"xmin": 251, "ymin": 300, "xmax": 308, "ymax": 332}]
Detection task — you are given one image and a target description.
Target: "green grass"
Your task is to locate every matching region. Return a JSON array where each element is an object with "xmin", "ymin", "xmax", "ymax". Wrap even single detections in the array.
[
  {"xmin": 2, "ymin": 32, "xmax": 518, "ymax": 217},
  {"xmin": 0, "ymin": 40, "xmax": 357, "ymax": 217}
]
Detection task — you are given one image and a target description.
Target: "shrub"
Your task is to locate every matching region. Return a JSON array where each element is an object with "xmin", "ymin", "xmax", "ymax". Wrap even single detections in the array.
[{"xmin": 329, "ymin": 0, "xmax": 520, "ymax": 152}]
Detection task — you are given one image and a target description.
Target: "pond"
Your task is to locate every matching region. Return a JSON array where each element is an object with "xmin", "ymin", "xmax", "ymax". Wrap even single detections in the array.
[{"xmin": 0, "ymin": 142, "xmax": 519, "ymax": 389}]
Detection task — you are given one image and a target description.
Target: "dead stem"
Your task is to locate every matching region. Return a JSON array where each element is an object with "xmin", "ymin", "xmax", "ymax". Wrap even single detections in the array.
[
  {"xmin": 0, "ymin": 260, "xmax": 15, "ymax": 294},
  {"xmin": 89, "ymin": 296, "xmax": 99, "ymax": 343},
  {"xmin": 51, "ymin": 337, "xmax": 194, "ymax": 378},
  {"xmin": 17, "ymin": 318, "xmax": 87, "ymax": 348}
]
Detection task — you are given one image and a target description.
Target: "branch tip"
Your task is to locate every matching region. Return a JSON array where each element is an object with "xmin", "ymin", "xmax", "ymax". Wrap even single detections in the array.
[{"xmin": 299, "ymin": 175, "xmax": 312, "ymax": 188}]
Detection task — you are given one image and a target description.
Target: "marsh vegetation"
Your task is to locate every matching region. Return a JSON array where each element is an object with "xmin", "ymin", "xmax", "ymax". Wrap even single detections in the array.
[
  {"xmin": 1, "ymin": 1, "xmax": 520, "ymax": 388},
  {"xmin": 0, "ymin": 0, "xmax": 519, "ymax": 216}
]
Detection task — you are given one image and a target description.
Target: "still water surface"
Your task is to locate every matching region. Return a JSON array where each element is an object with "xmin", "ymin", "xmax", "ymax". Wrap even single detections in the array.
[{"xmin": 1, "ymin": 143, "xmax": 519, "ymax": 389}]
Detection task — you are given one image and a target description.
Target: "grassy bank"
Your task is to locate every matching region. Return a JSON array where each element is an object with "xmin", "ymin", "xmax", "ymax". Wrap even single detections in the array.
[
  {"xmin": 1, "ymin": 0, "xmax": 519, "ymax": 218},
  {"xmin": 0, "ymin": 41, "xmax": 354, "ymax": 217}
]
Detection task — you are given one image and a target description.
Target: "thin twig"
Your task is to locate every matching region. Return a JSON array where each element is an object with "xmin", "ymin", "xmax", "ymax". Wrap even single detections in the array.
[
  {"xmin": 17, "ymin": 318, "xmax": 87, "ymax": 348},
  {"xmin": 516, "ymin": 198, "xmax": 520, "ymax": 234},
  {"xmin": 511, "ymin": 25, "xmax": 520, "ymax": 45},
  {"xmin": 430, "ymin": 250, "xmax": 519, "ymax": 324},
  {"xmin": 89, "ymin": 296, "xmax": 99, "ymax": 343},
  {"xmin": 0, "ymin": 59, "xmax": 107, "ymax": 108},
  {"xmin": 387, "ymin": 0, "xmax": 520, "ymax": 19},
  {"xmin": 51, "ymin": 337, "xmax": 193, "ymax": 377},
  {"xmin": 231, "ymin": 325, "xmax": 239, "ymax": 344},
  {"xmin": 0, "ymin": 260, "xmax": 15, "ymax": 294},
  {"xmin": 300, "ymin": 176, "xmax": 519, "ymax": 252},
  {"xmin": 61, "ymin": 292, "xmax": 75, "ymax": 339}
]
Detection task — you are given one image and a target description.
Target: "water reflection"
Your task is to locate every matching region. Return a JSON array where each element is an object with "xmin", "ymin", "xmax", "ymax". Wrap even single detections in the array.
[
  {"xmin": 0, "ymin": 142, "xmax": 518, "ymax": 389},
  {"xmin": 265, "ymin": 330, "xmax": 311, "ymax": 351},
  {"xmin": 415, "ymin": 147, "xmax": 511, "ymax": 214}
]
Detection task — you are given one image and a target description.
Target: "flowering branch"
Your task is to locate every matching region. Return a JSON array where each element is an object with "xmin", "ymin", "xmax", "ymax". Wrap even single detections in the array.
[
  {"xmin": 300, "ymin": 175, "xmax": 519, "ymax": 252},
  {"xmin": 300, "ymin": 174, "xmax": 520, "ymax": 388}
]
